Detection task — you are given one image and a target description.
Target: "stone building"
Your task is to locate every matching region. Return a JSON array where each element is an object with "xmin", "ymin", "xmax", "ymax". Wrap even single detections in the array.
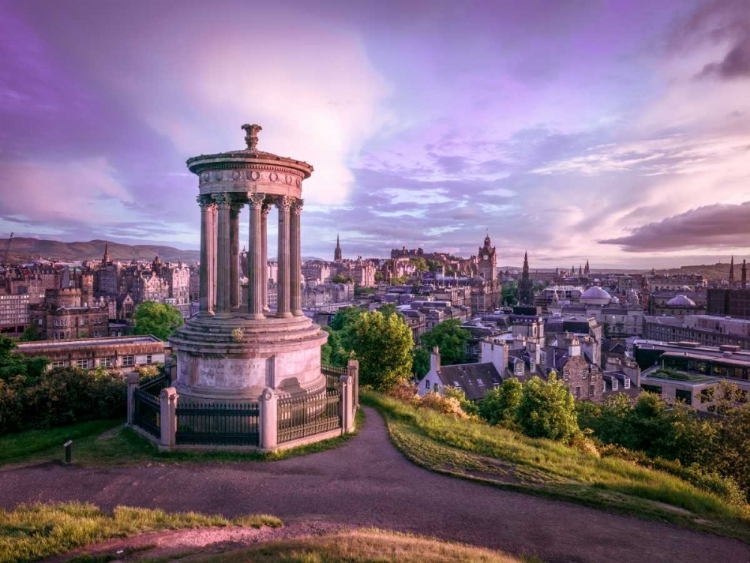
[
  {"xmin": 707, "ymin": 288, "xmax": 750, "ymax": 319},
  {"xmin": 16, "ymin": 335, "xmax": 164, "ymax": 373},
  {"xmin": 642, "ymin": 314, "xmax": 750, "ymax": 350},
  {"xmin": 0, "ymin": 293, "xmax": 30, "ymax": 337}
]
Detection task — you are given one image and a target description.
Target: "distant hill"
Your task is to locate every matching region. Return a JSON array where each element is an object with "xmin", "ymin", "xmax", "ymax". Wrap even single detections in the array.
[
  {"xmin": 0, "ymin": 237, "xmax": 199, "ymax": 264},
  {"xmin": 653, "ymin": 263, "xmax": 733, "ymax": 281}
]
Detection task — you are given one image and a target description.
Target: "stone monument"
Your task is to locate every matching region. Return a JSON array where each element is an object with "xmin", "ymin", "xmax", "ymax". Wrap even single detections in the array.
[{"xmin": 169, "ymin": 124, "xmax": 328, "ymax": 402}]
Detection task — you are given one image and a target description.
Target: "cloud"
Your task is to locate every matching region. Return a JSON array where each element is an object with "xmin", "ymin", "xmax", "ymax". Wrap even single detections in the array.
[
  {"xmin": 599, "ymin": 202, "xmax": 750, "ymax": 252},
  {"xmin": 698, "ymin": 36, "xmax": 750, "ymax": 80}
]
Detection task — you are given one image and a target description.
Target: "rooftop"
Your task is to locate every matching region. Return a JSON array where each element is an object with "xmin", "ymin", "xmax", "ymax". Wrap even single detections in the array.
[{"xmin": 17, "ymin": 335, "xmax": 163, "ymax": 351}]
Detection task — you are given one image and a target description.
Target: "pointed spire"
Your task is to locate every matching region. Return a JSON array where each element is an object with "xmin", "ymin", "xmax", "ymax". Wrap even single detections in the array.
[
  {"xmin": 102, "ymin": 242, "xmax": 110, "ymax": 265},
  {"xmin": 742, "ymin": 259, "xmax": 747, "ymax": 289},
  {"xmin": 730, "ymin": 256, "xmax": 735, "ymax": 283}
]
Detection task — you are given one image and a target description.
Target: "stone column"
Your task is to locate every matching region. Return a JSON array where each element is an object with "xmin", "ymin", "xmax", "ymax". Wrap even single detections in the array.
[
  {"xmin": 259, "ymin": 387, "xmax": 278, "ymax": 451},
  {"xmin": 230, "ymin": 201, "xmax": 242, "ymax": 310},
  {"xmin": 159, "ymin": 387, "xmax": 178, "ymax": 449},
  {"xmin": 347, "ymin": 358, "xmax": 360, "ymax": 409},
  {"xmin": 276, "ymin": 196, "xmax": 292, "ymax": 318},
  {"xmin": 247, "ymin": 193, "xmax": 265, "ymax": 319},
  {"xmin": 290, "ymin": 199, "xmax": 304, "ymax": 316},
  {"xmin": 208, "ymin": 203, "xmax": 217, "ymax": 312},
  {"xmin": 126, "ymin": 373, "xmax": 139, "ymax": 426},
  {"xmin": 213, "ymin": 193, "xmax": 231, "ymax": 315},
  {"xmin": 339, "ymin": 374, "xmax": 355, "ymax": 434},
  {"xmin": 197, "ymin": 196, "xmax": 214, "ymax": 315},
  {"xmin": 261, "ymin": 203, "xmax": 271, "ymax": 313}
]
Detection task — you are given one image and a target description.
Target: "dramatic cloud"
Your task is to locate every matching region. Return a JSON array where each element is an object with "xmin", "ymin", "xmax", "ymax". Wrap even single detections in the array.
[
  {"xmin": 1, "ymin": 0, "xmax": 749, "ymax": 268},
  {"xmin": 600, "ymin": 202, "xmax": 750, "ymax": 252}
]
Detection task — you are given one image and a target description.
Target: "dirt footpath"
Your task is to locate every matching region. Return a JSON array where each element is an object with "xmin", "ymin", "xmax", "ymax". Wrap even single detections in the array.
[{"xmin": 2, "ymin": 408, "xmax": 748, "ymax": 563}]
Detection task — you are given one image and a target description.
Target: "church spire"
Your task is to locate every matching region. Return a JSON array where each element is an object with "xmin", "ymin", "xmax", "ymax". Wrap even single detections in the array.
[
  {"xmin": 742, "ymin": 259, "xmax": 747, "ymax": 289},
  {"xmin": 102, "ymin": 242, "xmax": 110, "ymax": 265},
  {"xmin": 334, "ymin": 234, "xmax": 342, "ymax": 262},
  {"xmin": 730, "ymin": 256, "xmax": 735, "ymax": 283}
]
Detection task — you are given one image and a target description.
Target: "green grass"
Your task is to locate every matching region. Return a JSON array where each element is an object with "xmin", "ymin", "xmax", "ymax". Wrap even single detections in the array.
[
  {"xmin": 0, "ymin": 502, "xmax": 281, "ymax": 563},
  {"xmin": 362, "ymin": 390, "xmax": 750, "ymax": 543},
  {"xmin": 193, "ymin": 529, "xmax": 530, "ymax": 563},
  {"xmin": 0, "ymin": 409, "xmax": 364, "ymax": 468}
]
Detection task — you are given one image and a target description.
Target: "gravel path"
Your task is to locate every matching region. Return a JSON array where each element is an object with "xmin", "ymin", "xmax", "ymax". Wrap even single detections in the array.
[{"xmin": 1, "ymin": 407, "xmax": 748, "ymax": 563}]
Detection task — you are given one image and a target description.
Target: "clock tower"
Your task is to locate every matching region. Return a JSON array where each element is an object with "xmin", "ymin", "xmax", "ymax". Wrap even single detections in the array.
[{"xmin": 478, "ymin": 234, "xmax": 497, "ymax": 284}]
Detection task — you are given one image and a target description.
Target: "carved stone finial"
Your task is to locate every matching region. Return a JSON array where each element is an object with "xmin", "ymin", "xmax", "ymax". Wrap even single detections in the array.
[{"xmin": 241, "ymin": 123, "xmax": 262, "ymax": 151}]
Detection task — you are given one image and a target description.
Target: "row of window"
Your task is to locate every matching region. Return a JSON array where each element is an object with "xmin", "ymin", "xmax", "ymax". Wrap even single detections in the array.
[{"xmin": 50, "ymin": 355, "xmax": 153, "ymax": 369}]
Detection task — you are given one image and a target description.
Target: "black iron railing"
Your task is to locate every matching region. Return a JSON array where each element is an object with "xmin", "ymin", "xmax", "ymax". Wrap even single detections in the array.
[
  {"xmin": 277, "ymin": 389, "xmax": 341, "ymax": 444},
  {"xmin": 140, "ymin": 372, "xmax": 170, "ymax": 395},
  {"xmin": 322, "ymin": 364, "xmax": 346, "ymax": 390},
  {"xmin": 175, "ymin": 402, "xmax": 260, "ymax": 446},
  {"xmin": 133, "ymin": 388, "xmax": 160, "ymax": 437}
]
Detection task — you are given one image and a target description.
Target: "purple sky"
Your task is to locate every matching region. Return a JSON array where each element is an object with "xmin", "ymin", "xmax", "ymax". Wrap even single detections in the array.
[{"xmin": 1, "ymin": 0, "xmax": 749, "ymax": 268}]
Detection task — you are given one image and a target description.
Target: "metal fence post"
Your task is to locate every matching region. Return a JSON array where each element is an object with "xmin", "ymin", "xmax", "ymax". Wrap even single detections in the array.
[
  {"xmin": 126, "ymin": 373, "xmax": 139, "ymax": 426},
  {"xmin": 347, "ymin": 359, "xmax": 359, "ymax": 409},
  {"xmin": 160, "ymin": 387, "xmax": 178, "ymax": 448},
  {"xmin": 259, "ymin": 387, "xmax": 278, "ymax": 451},
  {"xmin": 339, "ymin": 374, "xmax": 354, "ymax": 433}
]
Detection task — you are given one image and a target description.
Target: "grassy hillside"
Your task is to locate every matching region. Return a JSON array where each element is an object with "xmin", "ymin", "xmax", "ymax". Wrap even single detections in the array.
[
  {"xmin": 362, "ymin": 391, "xmax": 750, "ymax": 543},
  {"xmin": 0, "ymin": 237, "xmax": 198, "ymax": 263}
]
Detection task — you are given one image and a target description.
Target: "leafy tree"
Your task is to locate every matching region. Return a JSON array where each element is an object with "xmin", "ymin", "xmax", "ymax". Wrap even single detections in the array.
[
  {"xmin": 420, "ymin": 319, "xmax": 469, "ymax": 365},
  {"xmin": 329, "ymin": 306, "xmax": 363, "ymax": 332},
  {"xmin": 132, "ymin": 301, "xmax": 184, "ymax": 341},
  {"xmin": 19, "ymin": 323, "xmax": 42, "ymax": 342},
  {"xmin": 0, "ymin": 335, "xmax": 48, "ymax": 382},
  {"xmin": 321, "ymin": 327, "xmax": 350, "ymax": 368},
  {"xmin": 410, "ymin": 257, "xmax": 429, "ymax": 273},
  {"xmin": 412, "ymin": 347, "xmax": 430, "ymax": 377},
  {"xmin": 479, "ymin": 378, "xmax": 523, "ymax": 426},
  {"xmin": 341, "ymin": 310, "xmax": 413, "ymax": 391},
  {"xmin": 375, "ymin": 271, "xmax": 384, "ymax": 282},
  {"xmin": 516, "ymin": 374, "xmax": 579, "ymax": 441},
  {"xmin": 714, "ymin": 405, "xmax": 750, "ymax": 500},
  {"xmin": 330, "ymin": 273, "xmax": 354, "ymax": 284},
  {"xmin": 378, "ymin": 303, "xmax": 398, "ymax": 318},
  {"xmin": 501, "ymin": 282, "xmax": 518, "ymax": 306}
]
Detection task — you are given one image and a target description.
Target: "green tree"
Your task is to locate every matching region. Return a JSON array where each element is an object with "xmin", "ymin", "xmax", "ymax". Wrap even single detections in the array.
[
  {"xmin": 714, "ymin": 405, "xmax": 750, "ymax": 500},
  {"xmin": 378, "ymin": 303, "xmax": 398, "ymax": 318},
  {"xmin": 479, "ymin": 377, "xmax": 523, "ymax": 426},
  {"xmin": 19, "ymin": 323, "xmax": 42, "ymax": 342},
  {"xmin": 331, "ymin": 273, "xmax": 354, "ymax": 284},
  {"xmin": 412, "ymin": 347, "xmax": 430, "ymax": 377},
  {"xmin": 341, "ymin": 310, "xmax": 413, "ymax": 391},
  {"xmin": 444, "ymin": 386, "xmax": 479, "ymax": 416},
  {"xmin": 410, "ymin": 257, "xmax": 429, "ymax": 273},
  {"xmin": 132, "ymin": 301, "xmax": 184, "ymax": 341},
  {"xmin": 517, "ymin": 374, "xmax": 579, "ymax": 441},
  {"xmin": 329, "ymin": 306, "xmax": 363, "ymax": 332},
  {"xmin": 0, "ymin": 335, "xmax": 48, "ymax": 382},
  {"xmin": 420, "ymin": 319, "xmax": 469, "ymax": 365},
  {"xmin": 501, "ymin": 282, "xmax": 518, "ymax": 306},
  {"xmin": 321, "ymin": 327, "xmax": 350, "ymax": 368}
]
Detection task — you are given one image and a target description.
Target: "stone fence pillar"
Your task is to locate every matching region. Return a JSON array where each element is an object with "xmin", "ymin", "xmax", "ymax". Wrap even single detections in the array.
[
  {"xmin": 347, "ymin": 359, "xmax": 359, "ymax": 409},
  {"xmin": 339, "ymin": 374, "xmax": 355, "ymax": 434},
  {"xmin": 259, "ymin": 388, "xmax": 277, "ymax": 451},
  {"xmin": 126, "ymin": 373, "xmax": 139, "ymax": 426},
  {"xmin": 160, "ymin": 387, "xmax": 178, "ymax": 449}
]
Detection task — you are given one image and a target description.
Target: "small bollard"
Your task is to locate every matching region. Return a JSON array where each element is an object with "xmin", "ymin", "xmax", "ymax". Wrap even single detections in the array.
[{"xmin": 63, "ymin": 440, "xmax": 73, "ymax": 463}]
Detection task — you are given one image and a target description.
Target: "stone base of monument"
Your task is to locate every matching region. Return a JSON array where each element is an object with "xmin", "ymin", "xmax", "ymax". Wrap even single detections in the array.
[
  {"xmin": 169, "ymin": 313, "xmax": 329, "ymax": 402},
  {"xmin": 126, "ymin": 338, "xmax": 358, "ymax": 453}
]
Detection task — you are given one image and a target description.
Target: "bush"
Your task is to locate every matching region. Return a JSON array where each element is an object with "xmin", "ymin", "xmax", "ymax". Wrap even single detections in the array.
[
  {"xmin": 0, "ymin": 367, "xmax": 126, "ymax": 434},
  {"xmin": 479, "ymin": 378, "xmax": 522, "ymax": 427},
  {"xmin": 516, "ymin": 374, "xmax": 579, "ymax": 442}
]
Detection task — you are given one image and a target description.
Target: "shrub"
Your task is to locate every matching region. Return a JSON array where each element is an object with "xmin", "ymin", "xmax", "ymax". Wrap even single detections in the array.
[
  {"xmin": 418, "ymin": 392, "xmax": 471, "ymax": 419},
  {"xmin": 516, "ymin": 374, "xmax": 579, "ymax": 442},
  {"xmin": 479, "ymin": 378, "xmax": 522, "ymax": 427},
  {"xmin": 0, "ymin": 367, "xmax": 126, "ymax": 434}
]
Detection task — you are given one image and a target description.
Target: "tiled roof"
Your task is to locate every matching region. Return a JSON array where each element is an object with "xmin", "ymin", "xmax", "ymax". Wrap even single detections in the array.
[{"xmin": 436, "ymin": 362, "xmax": 503, "ymax": 401}]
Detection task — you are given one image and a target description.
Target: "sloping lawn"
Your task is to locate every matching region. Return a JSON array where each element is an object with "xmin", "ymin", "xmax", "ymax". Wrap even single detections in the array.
[
  {"xmin": 0, "ymin": 502, "xmax": 281, "ymax": 563},
  {"xmin": 362, "ymin": 390, "xmax": 750, "ymax": 543}
]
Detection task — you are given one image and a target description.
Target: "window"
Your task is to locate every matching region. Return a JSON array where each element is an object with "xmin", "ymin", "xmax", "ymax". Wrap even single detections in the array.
[
  {"xmin": 146, "ymin": 355, "xmax": 153, "ymax": 365},
  {"xmin": 122, "ymin": 355, "xmax": 134, "ymax": 367},
  {"xmin": 425, "ymin": 379, "xmax": 430, "ymax": 390},
  {"xmin": 76, "ymin": 359, "xmax": 90, "ymax": 369},
  {"xmin": 575, "ymin": 386, "xmax": 581, "ymax": 398},
  {"xmin": 589, "ymin": 385, "xmax": 595, "ymax": 396},
  {"xmin": 676, "ymin": 389, "xmax": 692, "ymax": 405},
  {"xmin": 100, "ymin": 358, "xmax": 113, "ymax": 368},
  {"xmin": 51, "ymin": 361, "xmax": 65, "ymax": 368}
]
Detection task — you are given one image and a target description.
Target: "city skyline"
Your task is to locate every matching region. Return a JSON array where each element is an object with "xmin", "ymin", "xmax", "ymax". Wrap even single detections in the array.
[{"xmin": 1, "ymin": 0, "xmax": 749, "ymax": 268}]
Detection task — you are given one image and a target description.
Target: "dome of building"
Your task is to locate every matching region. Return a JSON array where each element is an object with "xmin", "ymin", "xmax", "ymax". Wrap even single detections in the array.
[
  {"xmin": 580, "ymin": 286, "xmax": 611, "ymax": 305},
  {"xmin": 667, "ymin": 294, "xmax": 696, "ymax": 307}
]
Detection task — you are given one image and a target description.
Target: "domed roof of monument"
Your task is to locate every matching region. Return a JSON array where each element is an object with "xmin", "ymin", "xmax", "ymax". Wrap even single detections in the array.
[
  {"xmin": 667, "ymin": 295, "xmax": 696, "ymax": 307},
  {"xmin": 186, "ymin": 123, "xmax": 314, "ymax": 177},
  {"xmin": 581, "ymin": 286, "xmax": 611, "ymax": 300}
]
